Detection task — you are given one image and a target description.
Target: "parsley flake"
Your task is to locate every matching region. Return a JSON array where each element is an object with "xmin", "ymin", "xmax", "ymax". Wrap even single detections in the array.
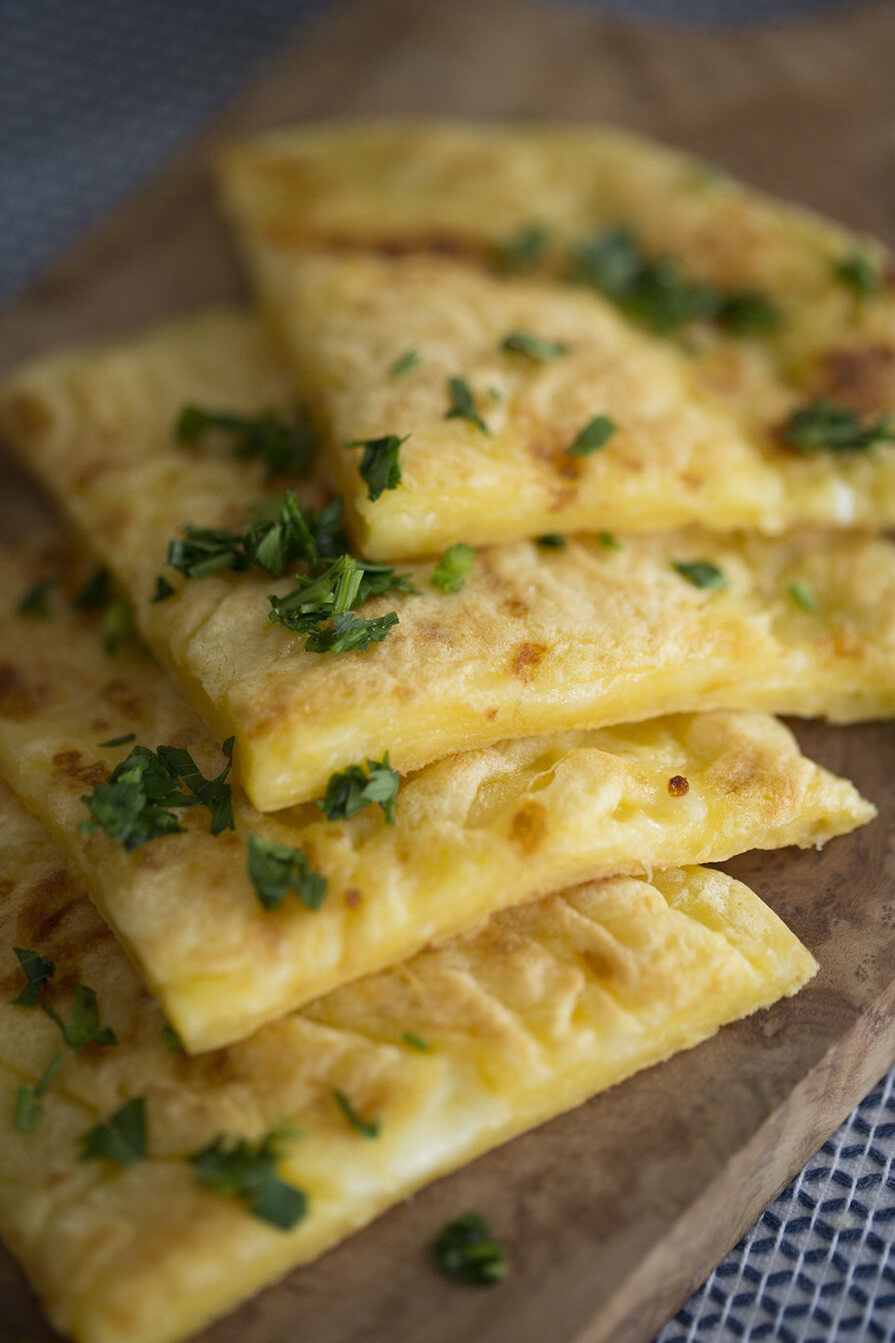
[
  {"xmin": 305, "ymin": 610, "xmax": 400, "ymax": 655},
  {"xmin": 14, "ymin": 1053, "xmax": 64, "ymax": 1133},
  {"xmin": 102, "ymin": 595, "xmax": 133, "ymax": 655},
  {"xmin": 494, "ymin": 224, "xmax": 549, "ymax": 272},
  {"xmin": 780, "ymin": 399, "xmax": 895, "ymax": 454},
  {"xmin": 343, "ymin": 434, "xmax": 408, "ymax": 502},
  {"xmin": 247, "ymin": 835, "xmax": 327, "ymax": 912},
  {"xmin": 317, "ymin": 753, "xmax": 399, "ymax": 826},
  {"xmin": 175, "ymin": 404, "xmax": 315, "ymax": 478},
  {"xmin": 42, "ymin": 984, "xmax": 117, "ymax": 1051},
  {"xmin": 716, "ymin": 290, "xmax": 781, "ymax": 335},
  {"xmin": 500, "ymin": 331, "xmax": 568, "ymax": 361},
  {"xmin": 788, "ymin": 581, "xmax": 819, "ymax": 613},
  {"xmin": 445, "ymin": 377, "xmax": 490, "ymax": 435},
  {"xmin": 152, "ymin": 575, "xmax": 176, "ymax": 603},
  {"xmin": 161, "ymin": 1024, "xmax": 185, "ymax": 1053},
  {"xmin": 431, "ymin": 543, "xmax": 475, "ymax": 593},
  {"xmin": 97, "ymin": 733, "xmax": 137, "ymax": 748},
  {"xmin": 536, "ymin": 534, "xmax": 566, "ymax": 549},
  {"xmin": 834, "ymin": 253, "xmax": 882, "ymax": 297},
  {"xmin": 17, "ymin": 577, "xmax": 56, "ymax": 618},
  {"xmin": 401, "ymin": 1031, "xmax": 429, "ymax": 1052},
  {"xmin": 10, "ymin": 947, "xmax": 55, "ymax": 1006},
  {"xmin": 333, "ymin": 1088, "xmax": 380, "ymax": 1139},
  {"xmin": 598, "ymin": 531, "xmax": 623, "ymax": 551},
  {"xmin": 80, "ymin": 1097, "xmax": 146, "ymax": 1167},
  {"xmin": 567, "ymin": 415, "xmax": 616, "ymax": 456},
  {"xmin": 673, "ymin": 560, "xmax": 727, "ymax": 591},
  {"xmin": 190, "ymin": 1129, "xmax": 308, "ymax": 1230},
  {"xmin": 433, "ymin": 1212, "xmax": 508, "ymax": 1286},
  {"xmin": 390, "ymin": 348, "xmax": 420, "ymax": 378},
  {"xmin": 73, "ymin": 567, "xmax": 112, "ymax": 610}
]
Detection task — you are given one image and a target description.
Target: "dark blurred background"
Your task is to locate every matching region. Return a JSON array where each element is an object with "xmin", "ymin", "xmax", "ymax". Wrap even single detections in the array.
[{"xmin": 0, "ymin": 0, "xmax": 857, "ymax": 303}]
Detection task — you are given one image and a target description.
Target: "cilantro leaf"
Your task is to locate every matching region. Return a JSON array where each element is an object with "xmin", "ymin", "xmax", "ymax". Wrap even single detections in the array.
[
  {"xmin": 834, "ymin": 253, "xmax": 881, "ymax": 296},
  {"xmin": 175, "ymin": 404, "xmax": 315, "ymax": 478},
  {"xmin": 97, "ymin": 733, "xmax": 137, "ymax": 748},
  {"xmin": 431, "ymin": 543, "xmax": 475, "ymax": 593},
  {"xmin": 780, "ymin": 399, "xmax": 895, "ymax": 454},
  {"xmin": 567, "ymin": 415, "xmax": 616, "ymax": 456},
  {"xmin": 333, "ymin": 1088, "xmax": 380, "ymax": 1139},
  {"xmin": 80, "ymin": 1097, "xmax": 146, "ymax": 1167},
  {"xmin": 14, "ymin": 1052, "xmax": 64, "ymax": 1133},
  {"xmin": 42, "ymin": 984, "xmax": 117, "ymax": 1051},
  {"xmin": 167, "ymin": 525, "xmax": 252, "ymax": 580},
  {"xmin": 154, "ymin": 740, "xmax": 235, "ymax": 836},
  {"xmin": 73, "ymin": 567, "xmax": 112, "ymax": 610},
  {"xmin": 305, "ymin": 610, "xmax": 399, "ymax": 654},
  {"xmin": 716, "ymin": 290, "xmax": 781, "ymax": 334},
  {"xmin": 599, "ymin": 531, "xmax": 622, "ymax": 551},
  {"xmin": 161, "ymin": 1024, "xmax": 184, "ymax": 1053},
  {"xmin": 102, "ymin": 595, "xmax": 133, "ymax": 655},
  {"xmin": 247, "ymin": 835, "xmax": 327, "ymax": 912},
  {"xmin": 317, "ymin": 752, "xmax": 399, "ymax": 826},
  {"xmin": 433, "ymin": 1212, "xmax": 508, "ymax": 1285},
  {"xmin": 494, "ymin": 224, "xmax": 549, "ymax": 272},
  {"xmin": 500, "ymin": 331, "xmax": 568, "ymax": 361},
  {"xmin": 390, "ymin": 349, "xmax": 420, "ymax": 378},
  {"xmin": 788, "ymin": 581, "xmax": 819, "ymax": 612},
  {"xmin": 401, "ymin": 1031, "xmax": 429, "ymax": 1052},
  {"xmin": 445, "ymin": 377, "xmax": 490, "ymax": 435},
  {"xmin": 190, "ymin": 1130, "xmax": 308, "ymax": 1230},
  {"xmin": 536, "ymin": 533, "xmax": 566, "ymax": 549},
  {"xmin": 80, "ymin": 747, "xmax": 189, "ymax": 851},
  {"xmin": 673, "ymin": 560, "xmax": 727, "ymax": 590},
  {"xmin": 10, "ymin": 947, "xmax": 55, "ymax": 1006},
  {"xmin": 152, "ymin": 575, "xmax": 176, "ymax": 602},
  {"xmin": 17, "ymin": 577, "xmax": 56, "ymax": 618},
  {"xmin": 343, "ymin": 434, "xmax": 408, "ymax": 502}
]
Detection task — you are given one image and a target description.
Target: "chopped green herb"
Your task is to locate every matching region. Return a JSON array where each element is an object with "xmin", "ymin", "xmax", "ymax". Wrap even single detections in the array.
[
  {"xmin": 333, "ymin": 1088, "xmax": 380, "ymax": 1139},
  {"xmin": 788, "ymin": 581, "xmax": 819, "ymax": 613},
  {"xmin": 73, "ymin": 567, "xmax": 112, "ymax": 610},
  {"xmin": 431, "ymin": 543, "xmax": 475, "ymax": 593},
  {"xmin": 494, "ymin": 224, "xmax": 549, "ymax": 272},
  {"xmin": 390, "ymin": 348, "xmax": 420, "ymax": 378},
  {"xmin": 151, "ymin": 575, "xmax": 176, "ymax": 603},
  {"xmin": 535, "ymin": 534, "xmax": 566, "ymax": 549},
  {"xmin": 80, "ymin": 1097, "xmax": 146, "ymax": 1167},
  {"xmin": 190, "ymin": 1129, "xmax": 308, "ymax": 1230},
  {"xmin": 167, "ymin": 525, "xmax": 251, "ymax": 580},
  {"xmin": 161, "ymin": 1024, "xmax": 184, "ymax": 1053},
  {"xmin": 780, "ymin": 399, "xmax": 895, "ymax": 454},
  {"xmin": 445, "ymin": 377, "xmax": 490, "ymax": 435},
  {"xmin": 673, "ymin": 560, "xmax": 727, "ymax": 591},
  {"xmin": 716, "ymin": 290, "xmax": 781, "ymax": 335},
  {"xmin": 102, "ymin": 595, "xmax": 133, "ymax": 655},
  {"xmin": 14, "ymin": 1053, "xmax": 64, "ymax": 1133},
  {"xmin": 17, "ymin": 577, "xmax": 56, "ymax": 618},
  {"xmin": 42, "ymin": 984, "xmax": 117, "ymax": 1051},
  {"xmin": 598, "ymin": 530, "xmax": 623, "ymax": 551},
  {"xmin": 154, "ymin": 739, "xmax": 235, "ymax": 835},
  {"xmin": 834, "ymin": 253, "xmax": 882, "ymax": 297},
  {"xmin": 567, "ymin": 414, "xmax": 616, "ymax": 456},
  {"xmin": 401, "ymin": 1031, "xmax": 429, "ymax": 1052},
  {"xmin": 433, "ymin": 1212, "xmax": 508, "ymax": 1286},
  {"xmin": 344, "ymin": 434, "xmax": 408, "ymax": 502},
  {"xmin": 175, "ymin": 404, "xmax": 315, "ymax": 478},
  {"xmin": 247, "ymin": 834, "xmax": 327, "ymax": 912},
  {"xmin": 317, "ymin": 753, "xmax": 399, "ymax": 826},
  {"xmin": 10, "ymin": 947, "xmax": 55, "ymax": 1006},
  {"xmin": 267, "ymin": 555, "xmax": 410, "ymax": 653},
  {"xmin": 97, "ymin": 733, "xmax": 137, "ymax": 748},
  {"xmin": 500, "ymin": 331, "xmax": 568, "ymax": 361},
  {"xmin": 305, "ymin": 610, "xmax": 400, "ymax": 655}
]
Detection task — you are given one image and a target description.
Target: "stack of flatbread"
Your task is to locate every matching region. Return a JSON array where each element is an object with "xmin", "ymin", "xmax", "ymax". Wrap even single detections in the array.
[{"xmin": 1, "ymin": 121, "xmax": 893, "ymax": 1343}]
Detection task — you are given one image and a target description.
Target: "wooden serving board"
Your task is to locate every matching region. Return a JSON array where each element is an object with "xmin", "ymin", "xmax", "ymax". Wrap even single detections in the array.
[{"xmin": 2, "ymin": 2, "xmax": 895, "ymax": 1340}]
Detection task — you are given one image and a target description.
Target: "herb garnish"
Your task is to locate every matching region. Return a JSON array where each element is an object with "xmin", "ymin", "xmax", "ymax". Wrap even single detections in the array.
[
  {"xmin": 445, "ymin": 377, "xmax": 491, "ymax": 435},
  {"xmin": 166, "ymin": 492, "xmax": 344, "ymax": 584},
  {"xmin": 268, "ymin": 553, "xmax": 410, "ymax": 654},
  {"xmin": 80, "ymin": 1097, "xmax": 147, "ymax": 1168},
  {"xmin": 190, "ymin": 1128, "xmax": 308, "ymax": 1230},
  {"xmin": 834, "ymin": 253, "xmax": 881, "ymax": 297},
  {"xmin": 98, "ymin": 733, "xmax": 137, "ymax": 748},
  {"xmin": 17, "ymin": 577, "xmax": 56, "ymax": 618},
  {"xmin": 598, "ymin": 531, "xmax": 623, "ymax": 551},
  {"xmin": 152, "ymin": 575, "xmax": 176, "ymax": 603},
  {"xmin": 175, "ymin": 405, "xmax": 315, "ymax": 479},
  {"xmin": 780, "ymin": 399, "xmax": 895, "ymax": 454},
  {"xmin": 317, "ymin": 753, "xmax": 399, "ymax": 826},
  {"xmin": 788, "ymin": 581, "xmax": 819, "ymax": 613},
  {"xmin": 102, "ymin": 595, "xmax": 133, "ymax": 655},
  {"xmin": 567, "ymin": 414, "xmax": 616, "ymax": 456},
  {"xmin": 344, "ymin": 434, "xmax": 409, "ymax": 502},
  {"xmin": 246, "ymin": 834, "xmax": 327, "ymax": 912},
  {"xmin": 500, "ymin": 331, "xmax": 568, "ymax": 361},
  {"xmin": 10, "ymin": 947, "xmax": 55, "ymax": 1006},
  {"xmin": 494, "ymin": 224, "xmax": 549, "ymax": 272},
  {"xmin": 673, "ymin": 560, "xmax": 727, "ymax": 591},
  {"xmin": 73, "ymin": 567, "xmax": 112, "ymax": 610},
  {"xmin": 390, "ymin": 349, "xmax": 420, "ymax": 378},
  {"xmin": 431, "ymin": 543, "xmax": 475, "ymax": 593},
  {"xmin": 80, "ymin": 738, "xmax": 235, "ymax": 851},
  {"xmin": 536, "ymin": 533, "xmax": 566, "ymax": 549},
  {"xmin": 333, "ymin": 1088, "xmax": 380, "ymax": 1139},
  {"xmin": 433, "ymin": 1212, "xmax": 508, "ymax": 1285},
  {"xmin": 401, "ymin": 1031, "xmax": 429, "ymax": 1052},
  {"xmin": 715, "ymin": 290, "xmax": 781, "ymax": 335},
  {"xmin": 161, "ymin": 1024, "xmax": 185, "ymax": 1053},
  {"xmin": 304, "ymin": 610, "xmax": 399, "ymax": 654},
  {"xmin": 14, "ymin": 1053, "xmax": 64, "ymax": 1133},
  {"xmin": 42, "ymin": 984, "xmax": 117, "ymax": 1051}
]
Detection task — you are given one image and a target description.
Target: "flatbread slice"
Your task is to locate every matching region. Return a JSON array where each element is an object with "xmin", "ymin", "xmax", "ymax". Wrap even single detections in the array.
[
  {"xmin": 218, "ymin": 121, "xmax": 895, "ymax": 556},
  {"xmin": 0, "ymin": 777, "xmax": 816, "ymax": 1343},
  {"xmin": 0, "ymin": 532, "xmax": 870, "ymax": 1051},
  {"xmin": 3, "ymin": 310, "xmax": 895, "ymax": 812}
]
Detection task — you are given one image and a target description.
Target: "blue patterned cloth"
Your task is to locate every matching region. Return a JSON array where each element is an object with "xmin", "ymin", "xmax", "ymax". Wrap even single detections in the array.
[{"xmin": 3, "ymin": 3, "xmax": 892, "ymax": 1341}]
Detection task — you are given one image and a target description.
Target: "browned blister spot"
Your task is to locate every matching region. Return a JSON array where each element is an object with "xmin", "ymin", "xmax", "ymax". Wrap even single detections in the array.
[
  {"xmin": 819, "ymin": 344, "xmax": 895, "ymax": 417},
  {"xmin": 0, "ymin": 662, "xmax": 48, "ymax": 720},
  {"xmin": 73, "ymin": 458, "xmax": 116, "ymax": 491},
  {"xmin": 831, "ymin": 625, "xmax": 866, "ymax": 660},
  {"xmin": 511, "ymin": 641, "xmax": 547, "ymax": 682},
  {"xmin": 510, "ymin": 800, "xmax": 549, "ymax": 855},
  {"xmin": 484, "ymin": 707, "xmax": 498, "ymax": 721},
  {"xmin": 100, "ymin": 678, "xmax": 144, "ymax": 721},
  {"xmin": 344, "ymin": 888, "xmax": 363, "ymax": 908},
  {"xmin": 668, "ymin": 774, "xmax": 690, "ymax": 797},
  {"xmin": 0, "ymin": 391, "xmax": 53, "ymax": 441},
  {"xmin": 501, "ymin": 596, "xmax": 529, "ymax": 619},
  {"xmin": 52, "ymin": 750, "xmax": 109, "ymax": 787}
]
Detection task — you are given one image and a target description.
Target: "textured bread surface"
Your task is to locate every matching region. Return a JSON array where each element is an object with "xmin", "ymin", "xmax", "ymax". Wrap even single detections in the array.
[
  {"xmin": 0, "ymin": 777, "xmax": 816, "ymax": 1343},
  {"xmin": 0, "ymin": 532, "xmax": 871, "ymax": 1050}
]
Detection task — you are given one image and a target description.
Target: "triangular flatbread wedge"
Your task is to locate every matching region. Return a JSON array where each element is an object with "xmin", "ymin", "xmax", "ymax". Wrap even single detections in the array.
[
  {"xmin": 0, "ymin": 777, "xmax": 816, "ymax": 1343},
  {"xmin": 0, "ymin": 531, "xmax": 870, "ymax": 1050},
  {"xmin": 3, "ymin": 310, "xmax": 895, "ymax": 812},
  {"xmin": 219, "ymin": 120, "xmax": 895, "ymax": 555}
]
